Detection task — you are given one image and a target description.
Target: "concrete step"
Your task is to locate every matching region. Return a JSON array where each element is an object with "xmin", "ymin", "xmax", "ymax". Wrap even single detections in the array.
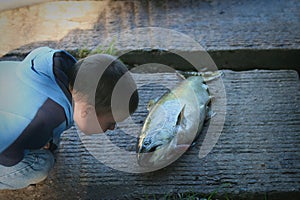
[
  {"xmin": 0, "ymin": 0, "xmax": 299, "ymax": 70},
  {"xmin": 1, "ymin": 70, "xmax": 299, "ymax": 199}
]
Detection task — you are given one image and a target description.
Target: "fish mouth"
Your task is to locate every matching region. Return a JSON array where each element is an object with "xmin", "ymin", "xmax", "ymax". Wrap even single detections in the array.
[
  {"xmin": 137, "ymin": 152, "xmax": 152, "ymax": 167},
  {"xmin": 148, "ymin": 143, "xmax": 162, "ymax": 152},
  {"xmin": 137, "ymin": 142, "xmax": 191, "ymax": 167},
  {"xmin": 138, "ymin": 143, "xmax": 163, "ymax": 153},
  {"xmin": 137, "ymin": 142, "xmax": 165, "ymax": 167}
]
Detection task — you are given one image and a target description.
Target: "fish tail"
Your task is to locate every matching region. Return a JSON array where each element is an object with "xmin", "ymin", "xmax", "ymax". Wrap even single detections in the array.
[
  {"xmin": 202, "ymin": 71, "xmax": 224, "ymax": 82},
  {"xmin": 177, "ymin": 70, "xmax": 202, "ymax": 78},
  {"xmin": 177, "ymin": 70, "xmax": 223, "ymax": 81}
]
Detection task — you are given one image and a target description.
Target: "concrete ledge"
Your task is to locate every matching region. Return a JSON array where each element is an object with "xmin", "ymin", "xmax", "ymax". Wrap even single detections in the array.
[
  {"xmin": 118, "ymin": 49, "xmax": 300, "ymax": 72},
  {"xmin": 2, "ymin": 48, "xmax": 300, "ymax": 73},
  {"xmin": 1, "ymin": 0, "xmax": 299, "ymax": 72}
]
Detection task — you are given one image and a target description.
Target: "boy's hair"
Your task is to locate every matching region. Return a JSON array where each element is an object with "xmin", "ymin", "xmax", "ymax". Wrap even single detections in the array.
[{"xmin": 69, "ymin": 54, "xmax": 139, "ymax": 116}]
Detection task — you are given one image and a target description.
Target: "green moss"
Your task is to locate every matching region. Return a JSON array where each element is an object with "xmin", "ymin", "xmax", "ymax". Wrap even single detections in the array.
[
  {"xmin": 77, "ymin": 48, "xmax": 90, "ymax": 59},
  {"xmin": 76, "ymin": 39, "xmax": 116, "ymax": 59}
]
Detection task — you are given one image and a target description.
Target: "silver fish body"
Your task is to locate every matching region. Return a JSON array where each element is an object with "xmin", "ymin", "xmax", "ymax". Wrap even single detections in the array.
[{"xmin": 137, "ymin": 76, "xmax": 211, "ymax": 168}]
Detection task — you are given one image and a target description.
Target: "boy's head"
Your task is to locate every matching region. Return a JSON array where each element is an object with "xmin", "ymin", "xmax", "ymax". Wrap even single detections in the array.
[{"xmin": 70, "ymin": 54, "xmax": 139, "ymax": 134}]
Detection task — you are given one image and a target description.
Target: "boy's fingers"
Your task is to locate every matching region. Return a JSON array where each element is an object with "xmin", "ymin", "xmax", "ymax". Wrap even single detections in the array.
[{"xmin": 43, "ymin": 142, "xmax": 51, "ymax": 150}]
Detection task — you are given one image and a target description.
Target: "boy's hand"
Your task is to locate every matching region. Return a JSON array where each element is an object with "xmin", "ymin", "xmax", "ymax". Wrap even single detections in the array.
[
  {"xmin": 43, "ymin": 142, "xmax": 51, "ymax": 150},
  {"xmin": 43, "ymin": 140, "xmax": 58, "ymax": 152}
]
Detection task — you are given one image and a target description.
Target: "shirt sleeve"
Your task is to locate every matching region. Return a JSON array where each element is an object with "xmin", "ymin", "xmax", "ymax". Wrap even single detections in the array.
[{"xmin": 0, "ymin": 98, "xmax": 66, "ymax": 166}]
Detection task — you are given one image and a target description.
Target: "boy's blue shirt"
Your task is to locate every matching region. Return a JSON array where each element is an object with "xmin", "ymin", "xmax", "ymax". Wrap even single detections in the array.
[{"xmin": 0, "ymin": 47, "xmax": 77, "ymax": 166}]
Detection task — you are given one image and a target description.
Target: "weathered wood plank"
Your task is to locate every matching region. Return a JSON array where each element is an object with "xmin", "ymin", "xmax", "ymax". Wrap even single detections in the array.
[{"xmin": 0, "ymin": 70, "xmax": 299, "ymax": 200}]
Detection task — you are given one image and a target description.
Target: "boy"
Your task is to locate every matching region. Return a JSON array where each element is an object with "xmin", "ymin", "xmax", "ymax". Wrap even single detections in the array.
[{"xmin": 0, "ymin": 47, "xmax": 139, "ymax": 189}]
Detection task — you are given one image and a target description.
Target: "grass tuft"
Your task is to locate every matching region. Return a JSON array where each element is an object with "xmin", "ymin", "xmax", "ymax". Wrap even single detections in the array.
[{"xmin": 76, "ymin": 39, "xmax": 116, "ymax": 59}]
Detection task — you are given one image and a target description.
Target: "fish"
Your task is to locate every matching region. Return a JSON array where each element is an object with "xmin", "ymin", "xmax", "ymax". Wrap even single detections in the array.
[{"xmin": 137, "ymin": 74, "xmax": 213, "ymax": 168}]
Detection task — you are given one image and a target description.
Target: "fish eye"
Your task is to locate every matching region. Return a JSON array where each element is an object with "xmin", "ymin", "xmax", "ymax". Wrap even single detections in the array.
[{"xmin": 143, "ymin": 139, "xmax": 151, "ymax": 146}]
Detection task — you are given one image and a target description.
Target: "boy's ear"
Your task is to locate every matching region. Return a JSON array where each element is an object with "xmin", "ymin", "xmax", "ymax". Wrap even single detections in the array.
[
  {"xmin": 80, "ymin": 104, "xmax": 95, "ymax": 118},
  {"xmin": 80, "ymin": 109, "xmax": 88, "ymax": 118}
]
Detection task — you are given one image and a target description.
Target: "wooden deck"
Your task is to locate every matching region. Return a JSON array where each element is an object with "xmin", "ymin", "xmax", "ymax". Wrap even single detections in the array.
[{"xmin": 1, "ymin": 70, "xmax": 299, "ymax": 199}]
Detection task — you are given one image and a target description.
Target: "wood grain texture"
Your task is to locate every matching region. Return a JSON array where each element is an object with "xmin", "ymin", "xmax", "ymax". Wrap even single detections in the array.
[{"xmin": 1, "ymin": 70, "xmax": 299, "ymax": 199}]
